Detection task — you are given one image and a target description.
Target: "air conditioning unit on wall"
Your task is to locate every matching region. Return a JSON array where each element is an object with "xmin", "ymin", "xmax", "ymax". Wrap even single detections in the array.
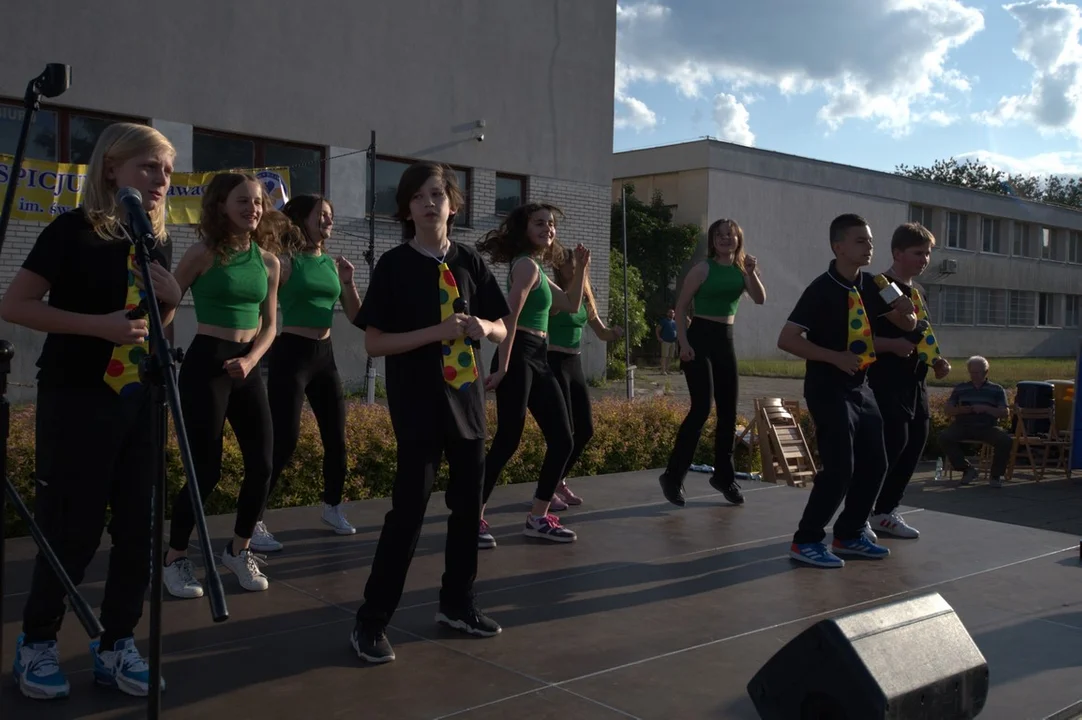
[{"xmin": 939, "ymin": 258, "xmax": 958, "ymax": 275}]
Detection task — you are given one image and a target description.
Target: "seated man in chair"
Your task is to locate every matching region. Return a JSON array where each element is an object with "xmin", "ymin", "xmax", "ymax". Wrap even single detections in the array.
[{"xmin": 939, "ymin": 355, "xmax": 1012, "ymax": 487}]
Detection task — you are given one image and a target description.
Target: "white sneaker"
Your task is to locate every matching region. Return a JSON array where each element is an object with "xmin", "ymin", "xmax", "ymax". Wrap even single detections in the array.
[
  {"xmin": 869, "ymin": 512, "xmax": 920, "ymax": 539},
  {"xmin": 163, "ymin": 557, "xmax": 204, "ymax": 599},
  {"xmin": 321, "ymin": 503, "xmax": 356, "ymax": 535},
  {"xmin": 862, "ymin": 521, "xmax": 878, "ymax": 543},
  {"xmin": 221, "ymin": 543, "xmax": 269, "ymax": 592},
  {"xmin": 250, "ymin": 521, "xmax": 283, "ymax": 552}
]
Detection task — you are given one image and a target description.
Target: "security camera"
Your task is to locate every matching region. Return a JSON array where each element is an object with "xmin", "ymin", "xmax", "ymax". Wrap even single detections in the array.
[{"xmin": 476, "ymin": 133, "xmax": 484, "ymax": 142}]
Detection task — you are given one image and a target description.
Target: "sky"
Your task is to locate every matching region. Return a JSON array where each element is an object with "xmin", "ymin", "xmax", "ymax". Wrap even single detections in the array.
[{"xmin": 612, "ymin": 0, "xmax": 1082, "ymax": 178}]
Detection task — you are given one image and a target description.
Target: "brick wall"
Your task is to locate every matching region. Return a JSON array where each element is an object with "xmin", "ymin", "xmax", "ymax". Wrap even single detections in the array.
[{"xmin": 0, "ymin": 169, "xmax": 613, "ymax": 400}]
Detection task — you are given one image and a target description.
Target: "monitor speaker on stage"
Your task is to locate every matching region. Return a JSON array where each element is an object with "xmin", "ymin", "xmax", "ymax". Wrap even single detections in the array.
[{"xmin": 746, "ymin": 592, "xmax": 989, "ymax": 719}]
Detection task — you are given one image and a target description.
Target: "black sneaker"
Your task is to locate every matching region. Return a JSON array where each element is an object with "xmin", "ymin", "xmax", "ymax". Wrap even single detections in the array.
[
  {"xmin": 659, "ymin": 472, "xmax": 686, "ymax": 507},
  {"xmin": 350, "ymin": 623, "xmax": 395, "ymax": 663},
  {"xmin": 435, "ymin": 605, "xmax": 502, "ymax": 638},
  {"xmin": 709, "ymin": 476, "xmax": 745, "ymax": 505}
]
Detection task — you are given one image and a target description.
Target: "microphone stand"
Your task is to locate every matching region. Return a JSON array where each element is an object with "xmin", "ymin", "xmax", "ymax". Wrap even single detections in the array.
[
  {"xmin": 0, "ymin": 64, "xmax": 106, "ymax": 668},
  {"xmin": 129, "ymin": 227, "xmax": 229, "ymax": 719}
]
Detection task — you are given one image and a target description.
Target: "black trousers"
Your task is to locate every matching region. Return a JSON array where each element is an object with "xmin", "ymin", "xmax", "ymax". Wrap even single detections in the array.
[
  {"xmin": 872, "ymin": 397, "xmax": 930, "ymax": 516},
  {"xmin": 483, "ymin": 331, "xmax": 572, "ymax": 504},
  {"xmin": 169, "ymin": 335, "xmax": 273, "ymax": 551},
  {"xmin": 262, "ymin": 333, "xmax": 347, "ymax": 520},
  {"xmin": 23, "ymin": 384, "xmax": 154, "ymax": 648},
  {"xmin": 793, "ymin": 384, "xmax": 888, "ymax": 544},
  {"xmin": 356, "ymin": 437, "xmax": 485, "ymax": 628},
  {"xmin": 666, "ymin": 319, "xmax": 738, "ymax": 482},
  {"xmin": 547, "ymin": 350, "xmax": 594, "ymax": 481}
]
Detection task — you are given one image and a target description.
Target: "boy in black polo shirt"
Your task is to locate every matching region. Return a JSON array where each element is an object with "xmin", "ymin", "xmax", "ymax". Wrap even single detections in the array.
[
  {"xmin": 866, "ymin": 223, "xmax": 951, "ymax": 539},
  {"xmin": 777, "ymin": 213, "xmax": 916, "ymax": 568},
  {"xmin": 349, "ymin": 161, "xmax": 511, "ymax": 663}
]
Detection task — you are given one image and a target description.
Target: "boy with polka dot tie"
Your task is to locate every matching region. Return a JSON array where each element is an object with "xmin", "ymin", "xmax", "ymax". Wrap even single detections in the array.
[
  {"xmin": 776, "ymin": 214, "xmax": 916, "ymax": 569},
  {"xmin": 349, "ymin": 162, "xmax": 510, "ymax": 663}
]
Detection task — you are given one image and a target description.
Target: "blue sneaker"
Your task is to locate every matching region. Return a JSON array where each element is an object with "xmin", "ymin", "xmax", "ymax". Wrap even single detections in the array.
[
  {"xmin": 13, "ymin": 633, "xmax": 70, "ymax": 700},
  {"xmin": 832, "ymin": 535, "xmax": 890, "ymax": 558},
  {"xmin": 91, "ymin": 637, "xmax": 165, "ymax": 697},
  {"xmin": 789, "ymin": 542, "xmax": 845, "ymax": 568}
]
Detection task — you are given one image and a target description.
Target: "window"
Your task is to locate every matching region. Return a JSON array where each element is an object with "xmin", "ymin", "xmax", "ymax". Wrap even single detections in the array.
[
  {"xmin": 975, "ymin": 288, "xmax": 1006, "ymax": 325},
  {"xmin": 1069, "ymin": 231, "xmax": 1081, "ymax": 264},
  {"xmin": 495, "ymin": 174, "xmax": 526, "ymax": 215},
  {"xmin": 909, "ymin": 204, "xmax": 932, "ymax": 227},
  {"xmin": 981, "ymin": 217, "xmax": 1003, "ymax": 254},
  {"xmin": 1008, "ymin": 290, "xmax": 1035, "ymax": 326},
  {"xmin": 1039, "ymin": 227, "xmax": 1067, "ymax": 261},
  {"xmin": 1013, "ymin": 222, "xmax": 1036, "ymax": 258},
  {"xmin": 368, "ymin": 156, "xmax": 471, "ymax": 226},
  {"xmin": 940, "ymin": 286, "xmax": 973, "ymax": 325},
  {"xmin": 0, "ymin": 99, "xmax": 145, "ymax": 163},
  {"xmin": 1066, "ymin": 295, "xmax": 1080, "ymax": 327},
  {"xmin": 947, "ymin": 212, "xmax": 968, "ymax": 249},
  {"xmin": 1038, "ymin": 293, "xmax": 1059, "ymax": 327},
  {"xmin": 192, "ymin": 129, "xmax": 325, "ymax": 197}
]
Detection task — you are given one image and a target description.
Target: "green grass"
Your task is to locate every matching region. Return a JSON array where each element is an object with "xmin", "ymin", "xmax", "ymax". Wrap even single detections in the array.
[{"xmin": 737, "ymin": 357, "xmax": 1078, "ymax": 388}]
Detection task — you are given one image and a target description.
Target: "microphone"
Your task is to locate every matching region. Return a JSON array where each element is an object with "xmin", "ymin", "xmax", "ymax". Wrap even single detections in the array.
[
  {"xmin": 115, "ymin": 187, "xmax": 157, "ymax": 248},
  {"xmin": 873, "ymin": 274, "xmax": 904, "ymax": 305}
]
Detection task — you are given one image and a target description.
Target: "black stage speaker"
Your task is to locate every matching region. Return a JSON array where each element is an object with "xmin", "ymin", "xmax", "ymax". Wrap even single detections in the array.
[{"xmin": 747, "ymin": 593, "xmax": 989, "ymax": 719}]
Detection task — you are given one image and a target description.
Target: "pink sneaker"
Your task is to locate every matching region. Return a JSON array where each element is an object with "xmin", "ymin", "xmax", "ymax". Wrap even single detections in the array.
[
  {"xmin": 554, "ymin": 482, "xmax": 582, "ymax": 506},
  {"xmin": 548, "ymin": 493, "xmax": 569, "ymax": 511}
]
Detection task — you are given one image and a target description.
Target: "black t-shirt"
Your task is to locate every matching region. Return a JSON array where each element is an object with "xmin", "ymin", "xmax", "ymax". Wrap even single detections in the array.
[
  {"xmin": 867, "ymin": 275, "xmax": 930, "ymax": 418},
  {"xmin": 353, "ymin": 241, "xmax": 510, "ymax": 446},
  {"xmin": 787, "ymin": 260, "xmax": 887, "ymax": 395},
  {"xmin": 22, "ymin": 208, "xmax": 173, "ymax": 389}
]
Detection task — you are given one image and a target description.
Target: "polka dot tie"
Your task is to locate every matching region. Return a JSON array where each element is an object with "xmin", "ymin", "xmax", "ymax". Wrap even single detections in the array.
[
  {"xmin": 103, "ymin": 246, "xmax": 148, "ymax": 396},
  {"xmin": 437, "ymin": 262, "xmax": 478, "ymax": 391},
  {"xmin": 912, "ymin": 291, "xmax": 943, "ymax": 366},
  {"xmin": 847, "ymin": 287, "xmax": 877, "ymax": 370}
]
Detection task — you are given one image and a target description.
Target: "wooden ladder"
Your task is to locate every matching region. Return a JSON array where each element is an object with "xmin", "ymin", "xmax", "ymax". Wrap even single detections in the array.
[{"xmin": 755, "ymin": 398, "xmax": 817, "ymax": 487}]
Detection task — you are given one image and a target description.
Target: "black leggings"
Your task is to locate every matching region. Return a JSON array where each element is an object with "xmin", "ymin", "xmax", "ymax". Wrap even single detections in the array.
[
  {"xmin": 483, "ymin": 330, "xmax": 573, "ymax": 505},
  {"xmin": 547, "ymin": 350, "xmax": 594, "ymax": 481},
  {"xmin": 23, "ymin": 385, "xmax": 154, "ymax": 649},
  {"xmin": 666, "ymin": 318, "xmax": 738, "ymax": 482},
  {"xmin": 261, "ymin": 332, "xmax": 347, "ymax": 520},
  {"xmin": 169, "ymin": 334, "xmax": 273, "ymax": 551}
]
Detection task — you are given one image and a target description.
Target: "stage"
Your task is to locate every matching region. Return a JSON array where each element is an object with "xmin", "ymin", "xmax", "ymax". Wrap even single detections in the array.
[{"xmin": 2, "ymin": 470, "xmax": 1081, "ymax": 719}]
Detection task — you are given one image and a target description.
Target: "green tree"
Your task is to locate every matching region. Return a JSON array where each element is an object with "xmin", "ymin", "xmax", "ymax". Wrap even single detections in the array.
[
  {"xmin": 894, "ymin": 157, "xmax": 1082, "ymax": 209},
  {"xmin": 607, "ymin": 248, "xmax": 648, "ymax": 379},
  {"xmin": 611, "ymin": 183, "xmax": 700, "ymax": 322}
]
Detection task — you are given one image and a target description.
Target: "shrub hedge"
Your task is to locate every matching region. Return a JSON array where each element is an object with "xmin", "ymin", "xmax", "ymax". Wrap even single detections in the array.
[{"xmin": 2, "ymin": 390, "xmax": 1009, "ymax": 538}]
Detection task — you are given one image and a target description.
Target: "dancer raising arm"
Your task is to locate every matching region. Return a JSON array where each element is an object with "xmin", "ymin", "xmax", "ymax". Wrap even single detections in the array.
[
  {"xmin": 660, "ymin": 218, "xmax": 766, "ymax": 508},
  {"xmin": 545, "ymin": 246, "xmax": 624, "ymax": 507},
  {"xmin": 349, "ymin": 161, "xmax": 509, "ymax": 663},
  {"xmin": 476, "ymin": 203, "xmax": 589, "ymax": 547},
  {"xmin": 2, "ymin": 123, "xmax": 181, "ymax": 700},
  {"xmin": 252, "ymin": 195, "xmax": 361, "ymax": 552},
  {"xmin": 162, "ymin": 172, "xmax": 281, "ymax": 598}
]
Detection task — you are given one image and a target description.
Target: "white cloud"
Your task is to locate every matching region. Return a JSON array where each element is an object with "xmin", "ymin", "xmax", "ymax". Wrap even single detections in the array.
[
  {"xmin": 977, "ymin": 0, "xmax": 1082, "ymax": 137},
  {"xmin": 713, "ymin": 94, "xmax": 755, "ymax": 146},
  {"xmin": 956, "ymin": 148, "xmax": 1082, "ymax": 176},
  {"xmin": 615, "ymin": 0, "xmax": 984, "ymax": 136},
  {"xmin": 614, "ymin": 60, "xmax": 659, "ymax": 131}
]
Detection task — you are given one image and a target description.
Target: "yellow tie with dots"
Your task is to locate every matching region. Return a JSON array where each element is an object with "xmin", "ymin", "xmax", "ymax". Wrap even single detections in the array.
[
  {"xmin": 911, "ymin": 291, "xmax": 943, "ymax": 367},
  {"xmin": 437, "ymin": 263, "xmax": 478, "ymax": 390},
  {"xmin": 847, "ymin": 287, "xmax": 876, "ymax": 370},
  {"xmin": 103, "ymin": 245, "xmax": 148, "ymax": 396}
]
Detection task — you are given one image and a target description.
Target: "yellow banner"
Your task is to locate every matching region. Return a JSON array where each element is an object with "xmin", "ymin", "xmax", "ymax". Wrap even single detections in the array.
[{"xmin": 0, "ymin": 154, "xmax": 291, "ymax": 225}]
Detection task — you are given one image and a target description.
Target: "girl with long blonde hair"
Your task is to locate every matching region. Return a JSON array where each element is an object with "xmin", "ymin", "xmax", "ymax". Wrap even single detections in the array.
[{"xmin": 1, "ymin": 122, "xmax": 182, "ymax": 700}]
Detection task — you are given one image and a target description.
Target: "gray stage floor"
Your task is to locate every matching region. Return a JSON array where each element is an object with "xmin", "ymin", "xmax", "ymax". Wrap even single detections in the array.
[{"xmin": 2, "ymin": 471, "xmax": 1080, "ymax": 719}]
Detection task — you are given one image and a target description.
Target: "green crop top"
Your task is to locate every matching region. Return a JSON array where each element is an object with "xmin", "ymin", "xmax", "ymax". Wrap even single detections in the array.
[
  {"xmin": 508, "ymin": 256, "xmax": 552, "ymax": 333},
  {"xmin": 190, "ymin": 242, "xmax": 268, "ymax": 330},
  {"xmin": 694, "ymin": 259, "xmax": 745, "ymax": 317},
  {"xmin": 279, "ymin": 253, "xmax": 341, "ymax": 328},
  {"xmin": 549, "ymin": 303, "xmax": 589, "ymax": 349}
]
